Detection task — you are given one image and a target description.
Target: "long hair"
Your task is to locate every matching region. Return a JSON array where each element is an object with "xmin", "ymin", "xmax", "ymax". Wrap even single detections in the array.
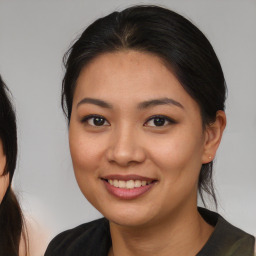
[{"xmin": 0, "ymin": 75, "xmax": 27, "ymax": 255}]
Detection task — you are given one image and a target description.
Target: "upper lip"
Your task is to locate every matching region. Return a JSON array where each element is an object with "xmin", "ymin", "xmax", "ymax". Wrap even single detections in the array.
[{"xmin": 101, "ymin": 174, "xmax": 157, "ymax": 182}]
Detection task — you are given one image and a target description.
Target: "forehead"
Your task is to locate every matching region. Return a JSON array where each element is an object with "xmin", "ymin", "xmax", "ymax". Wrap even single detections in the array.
[{"xmin": 74, "ymin": 50, "xmax": 198, "ymax": 110}]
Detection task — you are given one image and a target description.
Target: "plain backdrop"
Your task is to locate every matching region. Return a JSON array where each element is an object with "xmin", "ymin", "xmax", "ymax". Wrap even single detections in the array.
[{"xmin": 0, "ymin": 0, "xmax": 255, "ymax": 241}]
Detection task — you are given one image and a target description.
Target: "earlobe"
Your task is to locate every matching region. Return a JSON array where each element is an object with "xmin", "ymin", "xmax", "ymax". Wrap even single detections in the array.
[{"xmin": 202, "ymin": 110, "xmax": 226, "ymax": 164}]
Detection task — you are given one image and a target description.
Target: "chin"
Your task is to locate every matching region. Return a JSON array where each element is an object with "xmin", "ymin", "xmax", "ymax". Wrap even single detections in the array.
[
  {"xmin": 100, "ymin": 203, "xmax": 158, "ymax": 228},
  {"xmin": 109, "ymin": 214, "xmax": 152, "ymax": 228}
]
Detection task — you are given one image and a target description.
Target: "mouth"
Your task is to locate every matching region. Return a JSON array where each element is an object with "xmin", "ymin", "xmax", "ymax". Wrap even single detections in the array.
[
  {"xmin": 101, "ymin": 175, "xmax": 157, "ymax": 200},
  {"xmin": 106, "ymin": 179, "xmax": 154, "ymax": 189}
]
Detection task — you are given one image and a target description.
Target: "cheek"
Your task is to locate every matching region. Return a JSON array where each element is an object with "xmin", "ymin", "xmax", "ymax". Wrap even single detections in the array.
[
  {"xmin": 0, "ymin": 173, "xmax": 9, "ymax": 204},
  {"xmin": 68, "ymin": 123, "xmax": 107, "ymax": 201},
  {"xmin": 70, "ymin": 138, "xmax": 99, "ymax": 168},
  {"xmin": 147, "ymin": 127, "xmax": 204, "ymax": 179},
  {"xmin": 69, "ymin": 131, "xmax": 100, "ymax": 204},
  {"xmin": 69, "ymin": 134, "xmax": 100, "ymax": 179},
  {"xmin": 69, "ymin": 120, "xmax": 103, "ymax": 168},
  {"xmin": 146, "ymin": 131, "xmax": 204, "ymax": 208},
  {"xmin": 0, "ymin": 152, "xmax": 8, "ymax": 204}
]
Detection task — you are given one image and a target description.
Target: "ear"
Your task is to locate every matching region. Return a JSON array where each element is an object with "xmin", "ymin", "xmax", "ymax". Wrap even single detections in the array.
[{"xmin": 202, "ymin": 110, "xmax": 226, "ymax": 164}]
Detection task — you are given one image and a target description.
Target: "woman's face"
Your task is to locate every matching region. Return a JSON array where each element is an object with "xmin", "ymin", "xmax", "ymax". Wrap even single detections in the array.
[
  {"xmin": 69, "ymin": 51, "xmax": 212, "ymax": 227},
  {"xmin": 0, "ymin": 140, "xmax": 8, "ymax": 204}
]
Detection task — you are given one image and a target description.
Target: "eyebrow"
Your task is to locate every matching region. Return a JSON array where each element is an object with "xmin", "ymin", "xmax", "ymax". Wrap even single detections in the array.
[
  {"xmin": 77, "ymin": 98, "xmax": 113, "ymax": 108},
  {"xmin": 138, "ymin": 97, "xmax": 184, "ymax": 109},
  {"xmin": 77, "ymin": 97, "xmax": 184, "ymax": 110}
]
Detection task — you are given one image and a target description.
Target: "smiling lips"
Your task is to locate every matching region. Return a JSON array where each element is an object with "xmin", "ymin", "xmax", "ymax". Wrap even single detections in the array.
[
  {"xmin": 102, "ymin": 175, "xmax": 157, "ymax": 199},
  {"xmin": 109, "ymin": 179, "xmax": 152, "ymax": 189}
]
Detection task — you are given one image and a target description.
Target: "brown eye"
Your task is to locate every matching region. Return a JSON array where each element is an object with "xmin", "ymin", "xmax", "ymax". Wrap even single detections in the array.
[
  {"xmin": 144, "ymin": 115, "xmax": 174, "ymax": 127},
  {"xmin": 152, "ymin": 117, "xmax": 166, "ymax": 126},
  {"xmin": 90, "ymin": 117, "xmax": 105, "ymax": 126},
  {"xmin": 82, "ymin": 115, "xmax": 110, "ymax": 127}
]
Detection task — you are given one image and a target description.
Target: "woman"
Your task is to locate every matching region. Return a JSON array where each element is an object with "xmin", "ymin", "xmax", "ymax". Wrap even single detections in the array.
[
  {"xmin": 0, "ymin": 75, "xmax": 27, "ymax": 255},
  {"xmin": 45, "ymin": 5, "xmax": 255, "ymax": 256}
]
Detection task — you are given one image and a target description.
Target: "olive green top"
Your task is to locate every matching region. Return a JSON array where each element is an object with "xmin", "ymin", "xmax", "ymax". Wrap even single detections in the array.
[
  {"xmin": 45, "ymin": 208, "xmax": 255, "ymax": 256},
  {"xmin": 197, "ymin": 208, "xmax": 255, "ymax": 256}
]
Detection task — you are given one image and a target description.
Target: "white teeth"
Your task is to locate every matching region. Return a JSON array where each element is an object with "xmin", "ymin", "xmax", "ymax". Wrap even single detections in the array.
[
  {"xmin": 126, "ymin": 180, "xmax": 135, "ymax": 189},
  {"xmin": 134, "ymin": 180, "xmax": 142, "ymax": 187},
  {"xmin": 118, "ymin": 180, "xmax": 126, "ymax": 188},
  {"xmin": 141, "ymin": 181, "xmax": 147, "ymax": 186},
  {"xmin": 113, "ymin": 179, "xmax": 119, "ymax": 187},
  {"xmin": 108, "ymin": 179, "xmax": 152, "ymax": 189}
]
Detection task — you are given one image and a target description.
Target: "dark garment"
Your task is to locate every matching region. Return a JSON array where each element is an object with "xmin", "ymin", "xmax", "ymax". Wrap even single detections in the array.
[{"xmin": 45, "ymin": 208, "xmax": 255, "ymax": 256}]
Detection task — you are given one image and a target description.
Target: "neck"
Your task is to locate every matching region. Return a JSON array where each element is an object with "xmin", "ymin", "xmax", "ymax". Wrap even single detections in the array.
[{"xmin": 108, "ymin": 205, "xmax": 214, "ymax": 256}]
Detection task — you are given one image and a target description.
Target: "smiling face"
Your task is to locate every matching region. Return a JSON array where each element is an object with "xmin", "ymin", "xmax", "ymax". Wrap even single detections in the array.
[{"xmin": 69, "ymin": 50, "xmax": 213, "ymax": 227}]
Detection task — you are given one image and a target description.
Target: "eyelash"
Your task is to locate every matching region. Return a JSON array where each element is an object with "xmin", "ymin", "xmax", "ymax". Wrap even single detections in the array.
[
  {"xmin": 81, "ymin": 115, "xmax": 175, "ymax": 127},
  {"xmin": 81, "ymin": 115, "xmax": 110, "ymax": 127},
  {"xmin": 144, "ymin": 115, "xmax": 176, "ymax": 127}
]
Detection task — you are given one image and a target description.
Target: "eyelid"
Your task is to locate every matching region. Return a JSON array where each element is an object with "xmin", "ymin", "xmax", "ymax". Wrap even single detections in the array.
[
  {"xmin": 144, "ymin": 115, "xmax": 176, "ymax": 127},
  {"xmin": 81, "ymin": 114, "xmax": 110, "ymax": 126}
]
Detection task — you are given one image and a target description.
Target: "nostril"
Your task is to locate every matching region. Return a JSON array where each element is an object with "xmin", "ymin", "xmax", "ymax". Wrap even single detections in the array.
[{"xmin": 106, "ymin": 146, "xmax": 146, "ymax": 167}]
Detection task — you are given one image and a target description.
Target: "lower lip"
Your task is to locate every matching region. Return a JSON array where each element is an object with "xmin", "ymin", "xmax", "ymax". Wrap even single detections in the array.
[{"xmin": 103, "ymin": 180, "xmax": 155, "ymax": 200}]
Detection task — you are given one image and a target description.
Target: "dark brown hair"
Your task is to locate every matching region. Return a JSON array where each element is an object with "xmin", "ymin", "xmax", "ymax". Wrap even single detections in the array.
[
  {"xmin": 0, "ymin": 75, "xmax": 27, "ymax": 255},
  {"xmin": 61, "ymin": 5, "xmax": 226, "ymax": 207}
]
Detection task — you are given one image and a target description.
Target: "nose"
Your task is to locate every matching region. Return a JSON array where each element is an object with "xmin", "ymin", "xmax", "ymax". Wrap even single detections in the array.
[{"xmin": 106, "ymin": 126, "xmax": 146, "ymax": 167}]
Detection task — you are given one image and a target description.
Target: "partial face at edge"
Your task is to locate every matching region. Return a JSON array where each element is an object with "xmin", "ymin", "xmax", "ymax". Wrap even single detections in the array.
[
  {"xmin": 68, "ymin": 50, "xmax": 221, "ymax": 227},
  {"xmin": 0, "ymin": 139, "xmax": 8, "ymax": 204}
]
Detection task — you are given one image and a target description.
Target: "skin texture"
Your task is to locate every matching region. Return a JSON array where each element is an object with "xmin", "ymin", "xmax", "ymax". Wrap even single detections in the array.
[
  {"xmin": 19, "ymin": 218, "xmax": 50, "ymax": 256},
  {"xmin": 69, "ymin": 51, "xmax": 226, "ymax": 256},
  {"xmin": 0, "ymin": 140, "xmax": 8, "ymax": 204}
]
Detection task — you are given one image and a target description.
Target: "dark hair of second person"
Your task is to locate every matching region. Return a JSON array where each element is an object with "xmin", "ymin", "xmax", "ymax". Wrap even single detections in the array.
[{"xmin": 0, "ymin": 75, "xmax": 27, "ymax": 256}]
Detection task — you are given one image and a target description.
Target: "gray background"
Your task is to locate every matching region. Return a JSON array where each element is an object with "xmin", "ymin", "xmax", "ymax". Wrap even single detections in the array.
[{"xmin": 0, "ymin": 0, "xmax": 255, "ymax": 240}]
